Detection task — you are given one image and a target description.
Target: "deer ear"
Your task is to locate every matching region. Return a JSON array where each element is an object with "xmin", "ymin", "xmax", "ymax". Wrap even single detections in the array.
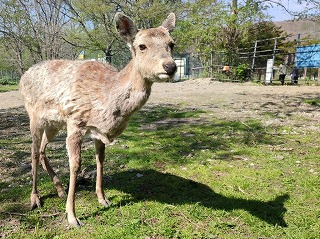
[
  {"xmin": 114, "ymin": 12, "xmax": 137, "ymax": 43},
  {"xmin": 161, "ymin": 13, "xmax": 176, "ymax": 33}
]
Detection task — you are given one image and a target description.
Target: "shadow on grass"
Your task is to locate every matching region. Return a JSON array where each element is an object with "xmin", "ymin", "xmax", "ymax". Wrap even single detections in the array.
[
  {"xmin": 105, "ymin": 169, "xmax": 289, "ymax": 227},
  {"xmin": 1, "ymin": 105, "xmax": 289, "ymax": 228}
]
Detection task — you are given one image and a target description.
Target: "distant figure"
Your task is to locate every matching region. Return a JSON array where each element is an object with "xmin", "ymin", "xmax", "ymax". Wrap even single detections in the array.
[
  {"xmin": 291, "ymin": 67, "xmax": 299, "ymax": 85},
  {"xmin": 278, "ymin": 63, "xmax": 287, "ymax": 85},
  {"xmin": 222, "ymin": 65, "xmax": 230, "ymax": 75}
]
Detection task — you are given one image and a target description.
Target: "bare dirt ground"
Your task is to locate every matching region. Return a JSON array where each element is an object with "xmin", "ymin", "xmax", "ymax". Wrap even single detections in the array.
[
  {"xmin": 1, "ymin": 78, "xmax": 320, "ymax": 127},
  {"xmin": 148, "ymin": 79, "xmax": 320, "ymax": 129}
]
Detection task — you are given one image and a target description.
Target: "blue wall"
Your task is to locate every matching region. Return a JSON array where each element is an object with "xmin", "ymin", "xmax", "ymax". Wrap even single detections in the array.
[{"xmin": 296, "ymin": 44, "xmax": 320, "ymax": 68}]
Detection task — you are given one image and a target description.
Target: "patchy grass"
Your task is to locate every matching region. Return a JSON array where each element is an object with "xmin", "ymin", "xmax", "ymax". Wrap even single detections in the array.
[
  {"xmin": 304, "ymin": 98, "xmax": 320, "ymax": 107},
  {"xmin": 0, "ymin": 84, "xmax": 19, "ymax": 92},
  {"xmin": 0, "ymin": 106, "xmax": 319, "ymax": 238}
]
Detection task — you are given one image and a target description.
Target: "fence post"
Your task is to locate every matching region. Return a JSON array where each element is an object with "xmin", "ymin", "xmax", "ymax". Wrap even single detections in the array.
[
  {"xmin": 251, "ymin": 41, "xmax": 257, "ymax": 70},
  {"xmin": 296, "ymin": 34, "xmax": 301, "ymax": 47},
  {"xmin": 210, "ymin": 51, "xmax": 213, "ymax": 77},
  {"xmin": 272, "ymin": 38, "xmax": 277, "ymax": 63}
]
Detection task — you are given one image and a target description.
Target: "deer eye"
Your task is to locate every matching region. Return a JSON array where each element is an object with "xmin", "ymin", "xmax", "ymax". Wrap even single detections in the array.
[
  {"xmin": 139, "ymin": 44, "xmax": 147, "ymax": 51},
  {"xmin": 169, "ymin": 42, "xmax": 175, "ymax": 51}
]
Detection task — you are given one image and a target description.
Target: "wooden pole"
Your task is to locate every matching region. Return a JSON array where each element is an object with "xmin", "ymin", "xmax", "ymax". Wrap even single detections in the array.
[{"xmin": 304, "ymin": 68, "xmax": 307, "ymax": 78}]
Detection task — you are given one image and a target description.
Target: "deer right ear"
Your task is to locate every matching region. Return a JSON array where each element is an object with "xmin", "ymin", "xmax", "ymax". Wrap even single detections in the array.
[
  {"xmin": 161, "ymin": 13, "xmax": 176, "ymax": 33},
  {"xmin": 114, "ymin": 12, "xmax": 137, "ymax": 43}
]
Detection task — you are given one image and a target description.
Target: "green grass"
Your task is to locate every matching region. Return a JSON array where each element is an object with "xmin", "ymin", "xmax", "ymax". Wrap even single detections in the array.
[
  {"xmin": 304, "ymin": 98, "xmax": 320, "ymax": 107},
  {"xmin": 0, "ymin": 84, "xmax": 19, "ymax": 92},
  {"xmin": 0, "ymin": 106, "xmax": 319, "ymax": 238}
]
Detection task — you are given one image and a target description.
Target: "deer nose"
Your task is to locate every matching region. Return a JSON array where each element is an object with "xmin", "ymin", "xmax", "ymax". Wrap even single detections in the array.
[{"xmin": 163, "ymin": 62, "xmax": 177, "ymax": 76}]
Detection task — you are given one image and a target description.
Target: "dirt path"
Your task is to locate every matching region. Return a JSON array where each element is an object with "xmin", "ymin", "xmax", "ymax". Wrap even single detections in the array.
[
  {"xmin": 1, "ymin": 79, "xmax": 320, "ymax": 127},
  {"xmin": 151, "ymin": 79, "xmax": 320, "ymax": 128},
  {"xmin": 0, "ymin": 90, "xmax": 24, "ymax": 109}
]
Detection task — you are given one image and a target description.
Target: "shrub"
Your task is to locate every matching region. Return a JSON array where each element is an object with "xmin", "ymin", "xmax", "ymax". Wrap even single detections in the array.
[
  {"xmin": 235, "ymin": 63, "xmax": 250, "ymax": 82},
  {"xmin": 0, "ymin": 76, "xmax": 18, "ymax": 85}
]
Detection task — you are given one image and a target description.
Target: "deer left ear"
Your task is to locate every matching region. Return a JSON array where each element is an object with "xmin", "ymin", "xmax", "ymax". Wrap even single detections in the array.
[
  {"xmin": 161, "ymin": 13, "xmax": 176, "ymax": 33},
  {"xmin": 114, "ymin": 12, "xmax": 137, "ymax": 43}
]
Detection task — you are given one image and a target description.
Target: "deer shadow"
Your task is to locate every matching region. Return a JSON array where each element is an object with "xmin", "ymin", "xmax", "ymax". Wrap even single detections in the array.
[{"xmin": 104, "ymin": 169, "xmax": 289, "ymax": 227}]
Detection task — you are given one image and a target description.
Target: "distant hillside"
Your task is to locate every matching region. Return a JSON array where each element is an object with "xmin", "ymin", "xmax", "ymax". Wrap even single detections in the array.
[{"xmin": 274, "ymin": 19, "xmax": 320, "ymax": 42}]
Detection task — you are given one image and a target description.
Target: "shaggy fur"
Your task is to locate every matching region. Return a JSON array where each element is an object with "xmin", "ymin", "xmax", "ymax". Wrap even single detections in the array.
[{"xmin": 19, "ymin": 12, "xmax": 176, "ymax": 227}]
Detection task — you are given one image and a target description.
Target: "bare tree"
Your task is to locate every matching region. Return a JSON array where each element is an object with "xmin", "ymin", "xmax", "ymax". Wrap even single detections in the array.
[
  {"xmin": 0, "ymin": 0, "xmax": 76, "ymax": 75},
  {"xmin": 63, "ymin": 0, "xmax": 120, "ymax": 63},
  {"xmin": 258, "ymin": 0, "xmax": 320, "ymax": 19}
]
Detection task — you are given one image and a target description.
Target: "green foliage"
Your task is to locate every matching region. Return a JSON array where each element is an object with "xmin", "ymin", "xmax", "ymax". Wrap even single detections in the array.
[
  {"xmin": 175, "ymin": 0, "xmax": 270, "ymax": 55},
  {"xmin": 173, "ymin": 0, "xmax": 225, "ymax": 54},
  {"xmin": 235, "ymin": 63, "xmax": 250, "ymax": 82},
  {"xmin": 0, "ymin": 76, "xmax": 18, "ymax": 85},
  {"xmin": 1, "ymin": 0, "xmax": 314, "ymax": 73},
  {"xmin": 0, "ymin": 75, "xmax": 19, "ymax": 92}
]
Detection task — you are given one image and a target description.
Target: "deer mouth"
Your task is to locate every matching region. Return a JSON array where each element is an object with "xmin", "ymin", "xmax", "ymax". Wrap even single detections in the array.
[
  {"xmin": 158, "ymin": 73, "xmax": 170, "ymax": 79},
  {"xmin": 158, "ymin": 73, "xmax": 174, "ymax": 80}
]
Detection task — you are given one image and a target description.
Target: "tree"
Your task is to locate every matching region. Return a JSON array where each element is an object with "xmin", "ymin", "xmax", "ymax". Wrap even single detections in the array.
[
  {"xmin": 174, "ymin": 0, "xmax": 225, "ymax": 54},
  {"xmin": 242, "ymin": 21, "xmax": 287, "ymax": 67},
  {"xmin": 216, "ymin": 0, "xmax": 267, "ymax": 57},
  {"xmin": 174, "ymin": 1, "xmax": 268, "ymax": 55},
  {"xmin": 64, "ymin": 0, "xmax": 182, "ymax": 66},
  {"xmin": 259, "ymin": 0, "xmax": 320, "ymax": 19},
  {"xmin": 63, "ymin": 0, "xmax": 119, "ymax": 63},
  {"xmin": 0, "ymin": 0, "xmax": 76, "ymax": 75}
]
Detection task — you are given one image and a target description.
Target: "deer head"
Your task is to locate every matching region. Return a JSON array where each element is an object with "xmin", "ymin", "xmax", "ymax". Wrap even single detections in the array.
[{"xmin": 115, "ymin": 13, "xmax": 177, "ymax": 82}]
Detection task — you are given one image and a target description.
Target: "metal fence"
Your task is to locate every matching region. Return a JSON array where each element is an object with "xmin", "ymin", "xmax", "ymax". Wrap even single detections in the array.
[
  {"xmin": 174, "ymin": 49, "xmax": 320, "ymax": 85},
  {"xmin": 2, "ymin": 41, "xmax": 320, "ymax": 86},
  {"xmin": 173, "ymin": 32, "xmax": 320, "ymax": 84}
]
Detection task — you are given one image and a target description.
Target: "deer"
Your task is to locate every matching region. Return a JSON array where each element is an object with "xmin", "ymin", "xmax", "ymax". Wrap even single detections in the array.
[{"xmin": 19, "ymin": 12, "xmax": 177, "ymax": 227}]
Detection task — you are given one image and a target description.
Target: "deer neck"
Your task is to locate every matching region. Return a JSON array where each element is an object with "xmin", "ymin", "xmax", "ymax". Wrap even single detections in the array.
[
  {"xmin": 118, "ymin": 60, "xmax": 152, "ymax": 91},
  {"xmin": 87, "ymin": 60, "xmax": 153, "ymax": 143},
  {"xmin": 118, "ymin": 60, "xmax": 152, "ymax": 95},
  {"xmin": 111, "ymin": 60, "xmax": 152, "ymax": 114}
]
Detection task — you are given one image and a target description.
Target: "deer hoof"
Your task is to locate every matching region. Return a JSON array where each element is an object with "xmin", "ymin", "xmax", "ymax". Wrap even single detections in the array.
[
  {"xmin": 99, "ymin": 198, "xmax": 111, "ymax": 207},
  {"xmin": 57, "ymin": 189, "xmax": 66, "ymax": 198},
  {"xmin": 30, "ymin": 193, "xmax": 41, "ymax": 210},
  {"xmin": 68, "ymin": 217, "xmax": 84, "ymax": 227}
]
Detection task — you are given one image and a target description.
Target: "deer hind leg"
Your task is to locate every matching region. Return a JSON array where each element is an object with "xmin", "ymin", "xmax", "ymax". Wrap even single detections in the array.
[
  {"xmin": 30, "ymin": 121, "xmax": 44, "ymax": 210},
  {"xmin": 95, "ymin": 139, "xmax": 111, "ymax": 207},
  {"xmin": 65, "ymin": 125, "xmax": 83, "ymax": 227},
  {"xmin": 40, "ymin": 128, "xmax": 66, "ymax": 198}
]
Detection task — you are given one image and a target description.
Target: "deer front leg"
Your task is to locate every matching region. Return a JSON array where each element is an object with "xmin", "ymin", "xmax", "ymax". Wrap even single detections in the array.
[
  {"xmin": 29, "ymin": 121, "xmax": 44, "ymax": 210},
  {"xmin": 30, "ymin": 137, "xmax": 42, "ymax": 210},
  {"xmin": 66, "ymin": 128, "xmax": 83, "ymax": 227},
  {"xmin": 95, "ymin": 139, "xmax": 111, "ymax": 207}
]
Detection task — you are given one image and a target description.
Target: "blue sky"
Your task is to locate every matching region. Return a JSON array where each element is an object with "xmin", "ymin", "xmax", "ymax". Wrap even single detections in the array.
[
  {"xmin": 267, "ymin": 6, "xmax": 293, "ymax": 21},
  {"xmin": 265, "ymin": 1, "xmax": 310, "ymax": 21}
]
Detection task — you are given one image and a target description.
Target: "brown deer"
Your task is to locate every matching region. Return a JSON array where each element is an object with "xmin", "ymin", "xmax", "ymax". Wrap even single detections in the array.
[{"xmin": 19, "ymin": 12, "xmax": 177, "ymax": 227}]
